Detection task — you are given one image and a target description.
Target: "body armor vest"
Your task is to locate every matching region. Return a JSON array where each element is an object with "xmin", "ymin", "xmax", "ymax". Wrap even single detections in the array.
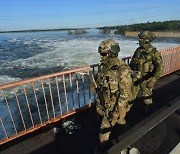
[
  {"xmin": 131, "ymin": 47, "xmax": 155, "ymax": 74},
  {"xmin": 96, "ymin": 61, "xmax": 122, "ymax": 109},
  {"xmin": 96, "ymin": 65, "xmax": 120, "ymax": 93}
]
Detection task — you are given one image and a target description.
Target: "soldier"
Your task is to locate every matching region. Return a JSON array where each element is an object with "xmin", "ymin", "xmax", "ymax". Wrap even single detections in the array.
[
  {"xmin": 91, "ymin": 39, "xmax": 133, "ymax": 144},
  {"xmin": 130, "ymin": 31, "xmax": 164, "ymax": 112}
]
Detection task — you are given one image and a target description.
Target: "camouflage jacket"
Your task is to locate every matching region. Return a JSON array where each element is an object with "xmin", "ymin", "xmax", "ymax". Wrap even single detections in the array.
[
  {"xmin": 96, "ymin": 57, "xmax": 132, "ymax": 106},
  {"xmin": 130, "ymin": 45, "xmax": 164, "ymax": 82}
]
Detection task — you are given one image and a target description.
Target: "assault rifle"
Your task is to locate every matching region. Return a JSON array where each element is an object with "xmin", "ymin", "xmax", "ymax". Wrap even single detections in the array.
[{"xmin": 89, "ymin": 72, "xmax": 105, "ymax": 105}]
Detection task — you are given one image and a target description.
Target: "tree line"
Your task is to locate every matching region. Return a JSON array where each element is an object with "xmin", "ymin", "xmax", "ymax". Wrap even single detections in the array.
[{"xmin": 98, "ymin": 20, "xmax": 180, "ymax": 35}]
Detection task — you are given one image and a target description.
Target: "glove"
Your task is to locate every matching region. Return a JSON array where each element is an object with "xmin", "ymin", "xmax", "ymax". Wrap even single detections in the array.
[
  {"xmin": 96, "ymin": 101, "xmax": 105, "ymax": 116},
  {"xmin": 146, "ymin": 80, "xmax": 154, "ymax": 88}
]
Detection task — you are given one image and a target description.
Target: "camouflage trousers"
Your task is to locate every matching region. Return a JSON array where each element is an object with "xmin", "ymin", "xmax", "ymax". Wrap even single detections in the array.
[
  {"xmin": 96, "ymin": 98, "xmax": 127, "ymax": 143},
  {"xmin": 131, "ymin": 77, "xmax": 154, "ymax": 105}
]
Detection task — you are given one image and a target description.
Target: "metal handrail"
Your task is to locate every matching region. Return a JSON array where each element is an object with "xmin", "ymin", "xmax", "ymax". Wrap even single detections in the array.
[
  {"xmin": 0, "ymin": 46, "xmax": 180, "ymax": 145},
  {"xmin": 160, "ymin": 46, "xmax": 180, "ymax": 76},
  {"xmin": 0, "ymin": 66, "xmax": 93, "ymax": 145}
]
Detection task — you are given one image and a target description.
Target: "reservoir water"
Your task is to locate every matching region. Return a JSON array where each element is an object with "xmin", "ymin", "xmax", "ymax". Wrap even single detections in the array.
[{"xmin": 0, "ymin": 29, "xmax": 179, "ymax": 85}]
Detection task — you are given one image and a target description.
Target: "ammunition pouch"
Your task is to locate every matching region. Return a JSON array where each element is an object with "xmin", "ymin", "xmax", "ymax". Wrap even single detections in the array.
[
  {"xmin": 142, "ymin": 62, "xmax": 154, "ymax": 73},
  {"xmin": 109, "ymin": 81, "xmax": 119, "ymax": 93}
]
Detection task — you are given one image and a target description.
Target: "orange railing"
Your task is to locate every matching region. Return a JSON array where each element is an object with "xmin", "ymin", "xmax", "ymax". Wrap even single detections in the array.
[
  {"xmin": 0, "ymin": 46, "xmax": 179, "ymax": 145},
  {"xmin": 0, "ymin": 66, "xmax": 94, "ymax": 145},
  {"xmin": 160, "ymin": 46, "xmax": 180, "ymax": 76}
]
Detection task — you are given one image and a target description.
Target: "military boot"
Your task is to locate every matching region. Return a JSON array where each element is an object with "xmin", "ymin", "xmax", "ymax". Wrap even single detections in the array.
[{"xmin": 143, "ymin": 98, "xmax": 153, "ymax": 114}]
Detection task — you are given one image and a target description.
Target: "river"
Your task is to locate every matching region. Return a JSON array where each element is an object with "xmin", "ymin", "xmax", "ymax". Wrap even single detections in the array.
[{"xmin": 0, "ymin": 29, "xmax": 179, "ymax": 85}]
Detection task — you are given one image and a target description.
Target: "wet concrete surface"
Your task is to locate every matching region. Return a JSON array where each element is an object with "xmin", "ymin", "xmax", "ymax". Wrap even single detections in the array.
[{"xmin": 0, "ymin": 71, "xmax": 180, "ymax": 154}]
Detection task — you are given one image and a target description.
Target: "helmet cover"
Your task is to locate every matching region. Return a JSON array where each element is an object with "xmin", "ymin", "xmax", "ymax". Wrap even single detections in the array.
[
  {"xmin": 138, "ymin": 31, "xmax": 156, "ymax": 42},
  {"xmin": 98, "ymin": 39, "xmax": 120, "ymax": 55}
]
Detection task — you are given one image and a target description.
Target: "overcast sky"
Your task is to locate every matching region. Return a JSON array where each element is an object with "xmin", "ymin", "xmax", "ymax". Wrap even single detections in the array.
[{"xmin": 0, "ymin": 0, "xmax": 180, "ymax": 31}]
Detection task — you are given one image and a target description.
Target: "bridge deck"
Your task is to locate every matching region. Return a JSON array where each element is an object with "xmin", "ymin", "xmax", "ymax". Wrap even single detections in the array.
[{"xmin": 0, "ymin": 70, "xmax": 180, "ymax": 154}]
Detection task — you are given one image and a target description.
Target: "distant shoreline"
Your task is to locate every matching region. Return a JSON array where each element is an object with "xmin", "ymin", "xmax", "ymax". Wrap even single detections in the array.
[
  {"xmin": 125, "ymin": 31, "xmax": 180, "ymax": 38},
  {"xmin": 0, "ymin": 28, "xmax": 80, "ymax": 34}
]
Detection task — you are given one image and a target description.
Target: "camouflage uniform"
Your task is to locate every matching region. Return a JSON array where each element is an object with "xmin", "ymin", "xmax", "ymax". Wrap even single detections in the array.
[
  {"xmin": 130, "ymin": 31, "xmax": 164, "ymax": 106},
  {"xmin": 94, "ymin": 39, "xmax": 132, "ymax": 143}
]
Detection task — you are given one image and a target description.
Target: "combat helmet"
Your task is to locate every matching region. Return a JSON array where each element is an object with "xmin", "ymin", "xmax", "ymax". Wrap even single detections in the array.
[
  {"xmin": 138, "ymin": 31, "xmax": 156, "ymax": 42},
  {"xmin": 98, "ymin": 39, "xmax": 120, "ymax": 56}
]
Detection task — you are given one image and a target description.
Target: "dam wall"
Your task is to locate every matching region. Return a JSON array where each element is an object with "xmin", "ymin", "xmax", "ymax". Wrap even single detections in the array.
[{"xmin": 125, "ymin": 31, "xmax": 180, "ymax": 38}]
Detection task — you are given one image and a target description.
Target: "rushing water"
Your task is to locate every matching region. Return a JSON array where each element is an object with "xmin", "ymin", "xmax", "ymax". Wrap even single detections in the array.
[
  {"xmin": 0, "ymin": 29, "xmax": 179, "ymax": 85},
  {"xmin": 0, "ymin": 29, "xmax": 179, "ymax": 140}
]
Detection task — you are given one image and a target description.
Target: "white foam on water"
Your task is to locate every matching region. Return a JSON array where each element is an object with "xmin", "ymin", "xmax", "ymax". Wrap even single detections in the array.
[
  {"xmin": 0, "ymin": 75, "xmax": 22, "ymax": 103},
  {"xmin": 7, "ymin": 38, "xmax": 18, "ymax": 43},
  {"xmin": 6, "ymin": 37, "xmax": 137, "ymax": 70},
  {"xmin": 0, "ymin": 75, "xmax": 21, "ymax": 85},
  {"xmin": 0, "ymin": 33, "xmax": 179, "ymax": 86},
  {"xmin": 6, "ymin": 38, "xmax": 99, "ymax": 70}
]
